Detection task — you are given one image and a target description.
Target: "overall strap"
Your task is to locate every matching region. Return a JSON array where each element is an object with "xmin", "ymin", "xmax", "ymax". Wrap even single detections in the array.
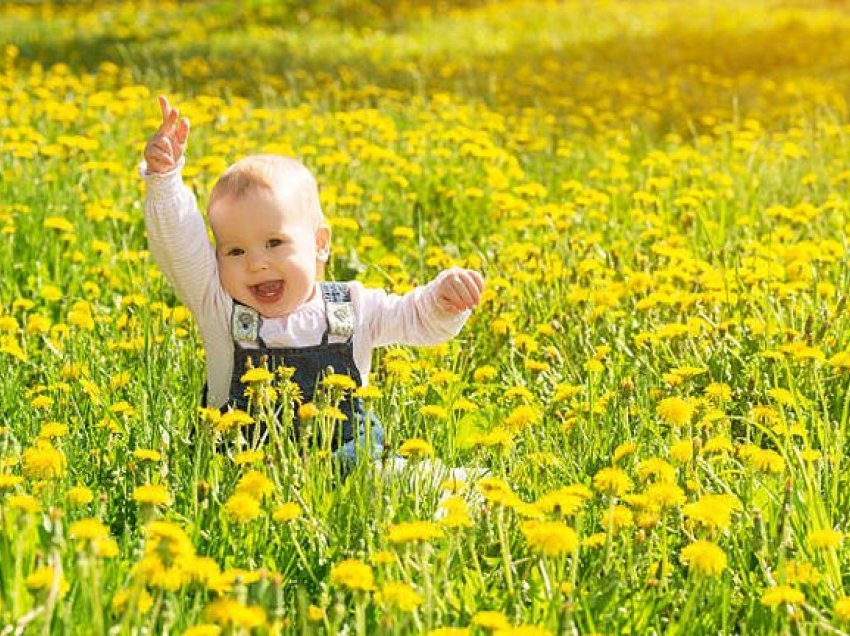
[
  {"xmin": 320, "ymin": 282, "xmax": 355, "ymax": 346},
  {"xmin": 230, "ymin": 302, "xmax": 267, "ymax": 349}
]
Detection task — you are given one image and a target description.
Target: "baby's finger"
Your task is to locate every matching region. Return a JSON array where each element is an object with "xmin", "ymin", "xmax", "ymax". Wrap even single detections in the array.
[
  {"xmin": 147, "ymin": 149, "xmax": 174, "ymax": 169},
  {"xmin": 440, "ymin": 298, "xmax": 464, "ymax": 314},
  {"xmin": 447, "ymin": 275, "xmax": 477, "ymax": 309},
  {"xmin": 155, "ymin": 136, "xmax": 173, "ymax": 156},
  {"xmin": 158, "ymin": 95, "xmax": 171, "ymax": 125},
  {"xmin": 468, "ymin": 270, "xmax": 485, "ymax": 294},
  {"xmin": 156, "ymin": 96, "xmax": 178, "ymax": 134},
  {"xmin": 459, "ymin": 274, "xmax": 482, "ymax": 306},
  {"xmin": 175, "ymin": 117, "xmax": 190, "ymax": 146}
]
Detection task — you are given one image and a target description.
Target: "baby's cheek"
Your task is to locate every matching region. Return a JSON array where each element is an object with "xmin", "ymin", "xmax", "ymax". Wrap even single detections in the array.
[{"xmin": 218, "ymin": 263, "xmax": 241, "ymax": 294}]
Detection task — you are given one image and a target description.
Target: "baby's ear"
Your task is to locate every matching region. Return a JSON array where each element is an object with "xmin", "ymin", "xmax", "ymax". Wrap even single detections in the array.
[{"xmin": 316, "ymin": 225, "xmax": 331, "ymax": 261}]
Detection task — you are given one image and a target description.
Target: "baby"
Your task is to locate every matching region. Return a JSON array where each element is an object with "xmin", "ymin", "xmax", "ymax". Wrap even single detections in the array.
[{"xmin": 141, "ymin": 96, "xmax": 484, "ymax": 466}]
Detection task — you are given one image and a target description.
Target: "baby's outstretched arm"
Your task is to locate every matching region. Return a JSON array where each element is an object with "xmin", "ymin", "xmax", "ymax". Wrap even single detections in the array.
[
  {"xmin": 355, "ymin": 267, "xmax": 485, "ymax": 350},
  {"xmin": 144, "ymin": 95, "xmax": 190, "ymax": 174}
]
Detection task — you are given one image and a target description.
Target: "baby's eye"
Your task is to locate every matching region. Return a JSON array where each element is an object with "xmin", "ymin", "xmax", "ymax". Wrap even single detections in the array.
[
  {"xmin": 267, "ymin": 238, "xmax": 285, "ymax": 248},
  {"xmin": 226, "ymin": 247, "xmax": 245, "ymax": 256}
]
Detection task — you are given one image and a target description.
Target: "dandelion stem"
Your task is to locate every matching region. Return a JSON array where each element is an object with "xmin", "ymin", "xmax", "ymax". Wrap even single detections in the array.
[{"xmin": 496, "ymin": 508, "xmax": 516, "ymax": 602}]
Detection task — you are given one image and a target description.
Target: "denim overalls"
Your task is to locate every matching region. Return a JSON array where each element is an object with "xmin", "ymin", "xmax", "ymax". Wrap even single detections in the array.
[{"xmin": 210, "ymin": 282, "xmax": 384, "ymax": 464}]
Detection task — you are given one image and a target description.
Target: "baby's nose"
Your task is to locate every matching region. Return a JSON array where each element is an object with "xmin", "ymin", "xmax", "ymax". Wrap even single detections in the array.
[{"xmin": 248, "ymin": 255, "xmax": 269, "ymax": 271}]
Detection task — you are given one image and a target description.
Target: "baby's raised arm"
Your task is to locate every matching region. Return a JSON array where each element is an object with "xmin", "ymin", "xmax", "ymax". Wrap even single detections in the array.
[
  {"xmin": 144, "ymin": 95, "xmax": 190, "ymax": 174},
  {"xmin": 141, "ymin": 96, "xmax": 228, "ymax": 341}
]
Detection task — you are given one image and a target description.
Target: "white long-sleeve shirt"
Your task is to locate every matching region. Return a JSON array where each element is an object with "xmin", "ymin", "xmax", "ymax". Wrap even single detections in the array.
[{"xmin": 141, "ymin": 160, "xmax": 470, "ymax": 408}]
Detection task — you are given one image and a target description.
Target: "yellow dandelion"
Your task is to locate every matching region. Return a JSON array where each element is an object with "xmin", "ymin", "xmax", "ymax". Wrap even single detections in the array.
[
  {"xmin": 7, "ymin": 493, "xmax": 41, "ymax": 514},
  {"xmin": 329, "ymin": 558, "xmax": 374, "ymax": 591},
  {"xmin": 297, "ymin": 402, "xmax": 320, "ymax": 419},
  {"xmin": 224, "ymin": 492, "xmax": 262, "ymax": 523},
  {"xmin": 69, "ymin": 518, "xmax": 110, "ymax": 541},
  {"xmin": 66, "ymin": 485, "xmax": 94, "ymax": 505},
  {"xmin": 704, "ymin": 383, "xmax": 732, "ymax": 400},
  {"xmin": 0, "ymin": 474, "xmax": 24, "ymax": 489},
  {"xmin": 535, "ymin": 489, "xmax": 586, "ymax": 516},
  {"xmin": 767, "ymin": 387, "xmax": 795, "ymax": 406},
  {"xmin": 22, "ymin": 442, "xmax": 67, "ymax": 480},
  {"xmin": 582, "ymin": 532, "xmax": 607, "ymax": 549},
  {"xmin": 552, "ymin": 383, "xmax": 581, "ymax": 402},
  {"xmin": 387, "ymin": 520, "xmax": 443, "ymax": 545},
  {"xmin": 322, "ymin": 406, "xmax": 348, "ymax": 421},
  {"xmin": 656, "ymin": 396, "xmax": 694, "ymax": 426},
  {"xmin": 828, "ymin": 352, "xmax": 850, "ymax": 370},
  {"xmin": 133, "ymin": 449, "xmax": 162, "ymax": 462},
  {"xmin": 601, "ymin": 505, "xmax": 633, "ymax": 534},
  {"xmin": 521, "ymin": 520, "xmax": 579, "ymax": 556},
  {"xmin": 204, "ymin": 598, "xmax": 266, "ymax": 630},
  {"xmin": 746, "ymin": 448, "xmax": 785, "ymax": 473},
  {"xmin": 668, "ymin": 439, "xmax": 694, "ymax": 463},
  {"xmin": 834, "ymin": 596, "xmax": 850, "ymax": 622},
  {"xmin": 760, "ymin": 585, "xmax": 805, "ymax": 607},
  {"xmin": 272, "ymin": 502, "xmax": 302, "ymax": 523},
  {"xmin": 470, "ymin": 427, "xmax": 515, "ymax": 452},
  {"xmin": 645, "ymin": 482, "xmax": 686, "ymax": 509},
  {"xmin": 38, "ymin": 422, "xmax": 69, "ymax": 440},
  {"xmin": 233, "ymin": 450, "xmax": 265, "ymax": 465},
  {"xmin": 398, "ymin": 437, "xmax": 434, "ymax": 457},
  {"xmin": 370, "ymin": 550, "xmax": 396, "ymax": 565},
  {"xmin": 375, "ymin": 581, "xmax": 422, "ymax": 612},
  {"xmin": 612, "ymin": 441, "xmax": 637, "ymax": 463},
  {"xmin": 683, "ymin": 494, "xmax": 740, "ymax": 530},
  {"xmin": 702, "ymin": 436, "xmax": 734, "ymax": 455},
  {"xmin": 133, "ymin": 484, "xmax": 172, "ymax": 507},
  {"xmin": 784, "ymin": 561, "xmax": 822, "ymax": 586},
  {"xmin": 240, "ymin": 368, "xmax": 274, "ymax": 384},
  {"xmin": 215, "ymin": 409, "xmax": 253, "ymax": 432},
  {"xmin": 593, "ymin": 467, "xmax": 633, "ymax": 497},
  {"xmin": 26, "ymin": 565, "xmax": 69, "ymax": 597},
  {"xmin": 503, "ymin": 404, "xmax": 541, "ymax": 429},
  {"xmin": 111, "ymin": 588, "xmax": 154, "ymax": 615},
  {"xmin": 808, "ymin": 528, "xmax": 843, "ymax": 549},
  {"xmin": 636, "ymin": 457, "xmax": 676, "ymax": 483},
  {"xmin": 437, "ymin": 496, "xmax": 474, "ymax": 528},
  {"xmin": 322, "ymin": 373, "xmax": 357, "ymax": 391},
  {"xmin": 473, "ymin": 365, "xmax": 498, "ymax": 382},
  {"xmin": 472, "ymin": 611, "xmax": 511, "ymax": 630},
  {"xmin": 680, "ymin": 540, "xmax": 727, "ymax": 576},
  {"xmin": 800, "ymin": 448, "xmax": 821, "ymax": 462},
  {"xmin": 420, "ymin": 404, "xmax": 449, "ymax": 419},
  {"xmin": 750, "ymin": 405, "xmax": 779, "ymax": 424},
  {"xmin": 235, "ymin": 470, "xmax": 274, "ymax": 500},
  {"xmin": 354, "ymin": 385, "xmax": 383, "ymax": 399}
]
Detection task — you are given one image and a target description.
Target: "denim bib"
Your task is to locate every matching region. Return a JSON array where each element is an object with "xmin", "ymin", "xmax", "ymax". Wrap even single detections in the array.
[{"xmin": 211, "ymin": 282, "xmax": 383, "ymax": 459}]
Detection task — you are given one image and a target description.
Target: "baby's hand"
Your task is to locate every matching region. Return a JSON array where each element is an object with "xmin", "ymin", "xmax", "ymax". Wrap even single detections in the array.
[
  {"xmin": 144, "ymin": 95, "xmax": 190, "ymax": 174},
  {"xmin": 433, "ymin": 267, "xmax": 485, "ymax": 314}
]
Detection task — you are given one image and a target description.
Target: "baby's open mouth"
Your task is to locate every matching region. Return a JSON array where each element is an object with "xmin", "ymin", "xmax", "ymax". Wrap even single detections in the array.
[{"xmin": 250, "ymin": 280, "xmax": 284, "ymax": 301}]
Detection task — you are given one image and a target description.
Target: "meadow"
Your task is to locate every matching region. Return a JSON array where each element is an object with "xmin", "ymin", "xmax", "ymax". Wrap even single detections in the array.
[{"xmin": 3, "ymin": 0, "xmax": 850, "ymax": 633}]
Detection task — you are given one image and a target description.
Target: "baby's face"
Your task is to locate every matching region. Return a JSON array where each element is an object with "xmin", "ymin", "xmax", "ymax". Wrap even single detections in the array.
[{"xmin": 210, "ymin": 188, "xmax": 330, "ymax": 318}]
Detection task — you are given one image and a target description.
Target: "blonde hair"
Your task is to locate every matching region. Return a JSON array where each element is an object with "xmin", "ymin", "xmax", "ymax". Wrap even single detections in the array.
[{"xmin": 209, "ymin": 154, "xmax": 324, "ymax": 228}]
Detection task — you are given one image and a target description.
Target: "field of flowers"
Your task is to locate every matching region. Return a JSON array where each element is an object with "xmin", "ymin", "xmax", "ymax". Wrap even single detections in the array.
[{"xmin": 4, "ymin": 0, "xmax": 850, "ymax": 633}]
